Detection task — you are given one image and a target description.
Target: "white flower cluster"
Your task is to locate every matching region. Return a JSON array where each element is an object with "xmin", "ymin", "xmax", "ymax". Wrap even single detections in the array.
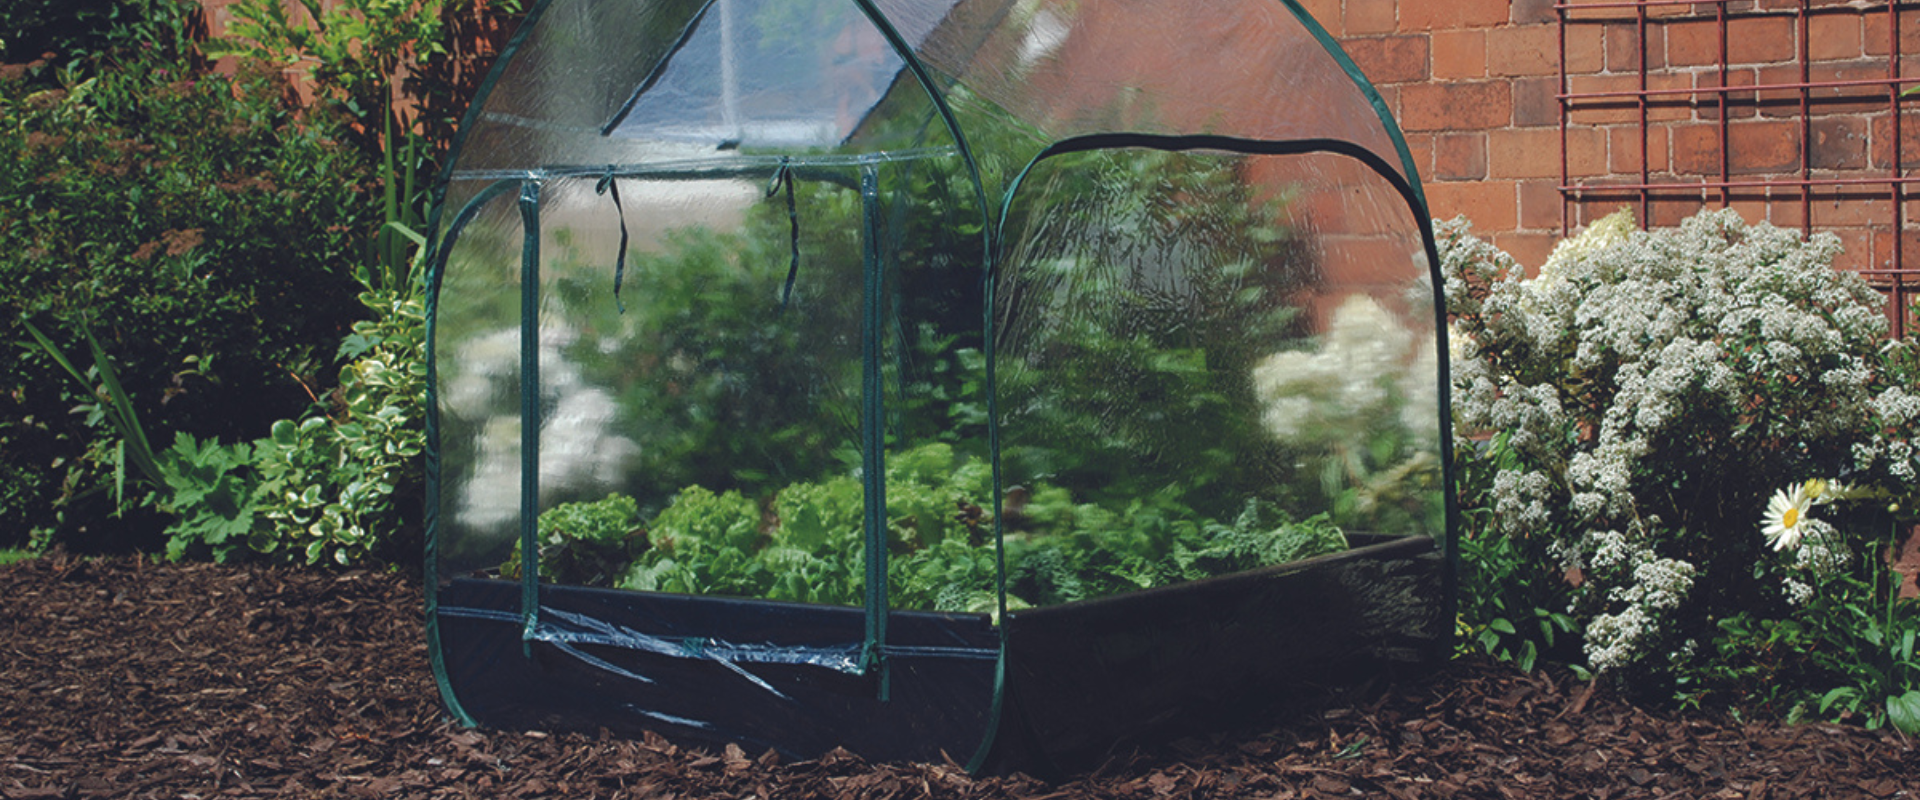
[
  {"xmin": 1580, "ymin": 518, "xmax": 1696, "ymax": 671},
  {"xmin": 444, "ymin": 325, "xmax": 641, "ymax": 536},
  {"xmin": 1251, "ymin": 293, "xmax": 1431, "ymax": 445},
  {"xmin": 1584, "ymin": 605, "xmax": 1651, "ymax": 673},
  {"xmin": 1854, "ymin": 385, "xmax": 1920, "ymax": 482},
  {"xmin": 1443, "ymin": 208, "xmax": 1890, "ymax": 673},
  {"xmin": 1249, "ymin": 291, "xmax": 1444, "ymax": 530},
  {"xmin": 1791, "ymin": 519, "xmax": 1850, "ymax": 575},
  {"xmin": 1252, "ymin": 294, "xmax": 1408, "ymax": 438}
]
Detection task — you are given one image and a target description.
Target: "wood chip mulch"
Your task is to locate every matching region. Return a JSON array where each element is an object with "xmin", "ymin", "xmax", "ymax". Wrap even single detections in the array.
[{"xmin": 2, "ymin": 554, "xmax": 1916, "ymax": 799}]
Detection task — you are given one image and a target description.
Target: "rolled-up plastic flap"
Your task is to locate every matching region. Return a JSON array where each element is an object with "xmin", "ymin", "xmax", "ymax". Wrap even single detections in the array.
[{"xmin": 437, "ymin": 578, "xmax": 999, "ymax": 763}]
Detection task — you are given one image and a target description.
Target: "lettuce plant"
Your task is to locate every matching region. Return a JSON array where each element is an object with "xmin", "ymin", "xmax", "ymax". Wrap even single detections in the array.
[{"xmin": 512, "ymin": 442, "xmax": 1348, "ymax": 613}]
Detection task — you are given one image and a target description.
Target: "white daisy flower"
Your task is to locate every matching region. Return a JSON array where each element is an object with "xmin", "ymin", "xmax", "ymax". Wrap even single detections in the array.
[{"xmin": 1761, "ymin": 484, "xmax": 1812, "ymax": 552}]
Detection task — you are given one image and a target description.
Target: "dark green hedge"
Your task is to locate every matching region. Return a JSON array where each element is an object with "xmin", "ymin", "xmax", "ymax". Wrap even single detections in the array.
[{"xmin": 1, "ymin": 52, "xmax": 379, "ymax": 550}]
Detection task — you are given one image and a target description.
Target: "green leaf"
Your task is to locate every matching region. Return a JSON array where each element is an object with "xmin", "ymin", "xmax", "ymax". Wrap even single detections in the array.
[
  {"xmin": 1888, "ymin": 691, "xmax": 1920, "ymax": 736},
  {"xmin": 1820, "ymin": 686, "xmax": 1860, "ymax": 714},
  {"xmin": 19, "ymin": 316, "xmax": 162, "ymax": 488}
]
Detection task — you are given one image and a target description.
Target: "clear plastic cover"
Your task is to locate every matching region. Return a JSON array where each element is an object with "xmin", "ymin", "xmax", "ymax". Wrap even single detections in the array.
[{"xmin": 430, "ymin": 0, "xmax": 1441, "ymax": 630}]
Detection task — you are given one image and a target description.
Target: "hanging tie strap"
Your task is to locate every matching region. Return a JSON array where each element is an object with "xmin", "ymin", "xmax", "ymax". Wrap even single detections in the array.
[
  {"xmin": 765, "ymin": 157, "xmax": 801, "ymax": 309},
  {"xmin": 595, "ymin": 166, "xmax": 631, "ymax": 314}
]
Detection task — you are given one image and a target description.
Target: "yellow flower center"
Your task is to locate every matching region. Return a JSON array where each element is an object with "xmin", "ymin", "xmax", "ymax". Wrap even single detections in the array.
[{"xmin": 1782, "ymin": 507, "xmax": 1799, "ymax": 528}]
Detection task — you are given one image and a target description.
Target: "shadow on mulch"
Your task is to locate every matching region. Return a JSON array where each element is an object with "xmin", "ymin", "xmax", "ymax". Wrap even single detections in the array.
[{"xmin": 2, "ymin": 554, "xmax": 1915, "ymax": 799}]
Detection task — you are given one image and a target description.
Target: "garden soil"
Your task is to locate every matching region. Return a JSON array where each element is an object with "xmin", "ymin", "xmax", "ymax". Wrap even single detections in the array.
[{"xmin": 3, "ymin": 554, "xmax": 1916, "ymax": 799}]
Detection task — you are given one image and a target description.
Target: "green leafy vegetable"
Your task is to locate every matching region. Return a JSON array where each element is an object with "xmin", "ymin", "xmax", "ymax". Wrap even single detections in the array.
[{"xmin": 506, "ymin": 442, "xmax": 1350, "ymax": 614}]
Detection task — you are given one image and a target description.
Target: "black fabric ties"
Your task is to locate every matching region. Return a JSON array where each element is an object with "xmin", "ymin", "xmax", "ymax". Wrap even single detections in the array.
[
  {"xmin": 595, "ymin": 166, "xmax": 631, "ymax": 314},
  {"xmin": 766, "ymin": 157, "xmax": 801, "ymax": 310}
]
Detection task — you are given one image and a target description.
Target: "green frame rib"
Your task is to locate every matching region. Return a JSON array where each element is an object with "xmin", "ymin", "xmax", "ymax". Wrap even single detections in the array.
[
  {"xmin": 858, "ymin": 163, "xmax": 891, "ymax": 699},
  {"xmin": 422, "ymin": 0, "xmax": 561, "ymax": 728},
  {"xmin": 516, "ymin": 180, "xmax": 544, "ymax": 658}
]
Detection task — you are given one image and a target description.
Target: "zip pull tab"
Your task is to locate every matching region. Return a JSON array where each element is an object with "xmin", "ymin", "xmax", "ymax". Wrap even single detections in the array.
[
  {"xmin": 766, "ymin": 157, "xmax": 801, "ymax": 310},
  {"xmin": 595, "ymin": 165, "xmax": 630, "ymax": 314}
]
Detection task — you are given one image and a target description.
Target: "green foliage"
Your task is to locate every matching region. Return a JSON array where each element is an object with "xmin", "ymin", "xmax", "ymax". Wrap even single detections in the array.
[
  {"xmin": 0, "ymin": 549, "xmax": 34, "ymax": 567},
  {"xmin": 205, "ymin": 0, "xmax": 523, "ymax": 295},
  {"xmin": 1, "ymin": 0, "xmax": 503, "ymax": 565},
  {"xmin": 248, "ymin": 284, "xmax": 428, "ymax": 566},
  {"xmin": 995, "ymin": 148, "xmax": 1316, "ymax": 522},
  {"xmin": 502, "ymin": 493, "xmax": 645, "ymax": 586},
  {"xmin": 1805, "ymin": 584, "xmax": 1920, "ymax": 734},
  {"xmin": 0, "ymin": 0, "xmax": 115, "ymax": 64},
  {"xmin": 647, "ymin": 486, "xmax": 759, "ymax": 554},
  {"xmin": 506, "ymin": 443, "xmax": 1349, "ymax": 613},
  {"xmin": 1006, "ymin": 492, "xmax": 1346, "ymax": 607},
  {"xmin": 137, "ymin": 281, "xmax": 427, "ymax": 567},
  {"xmin": 206, "ymin": 0, "xmax": 519, "ymax": 137},
  {"xmin": 2, "ymin": 47, "xmax": 377, "ymax": 550},
  {"xmin": 1693, "ymin": 568, "xmax": 1920, "ymax": 734},
  {"xmin": 0, "ymin": 0, "xmax": 195, "ymax": 76},
  {"xmin": 532, "ymin": 217, "xmax": 869, "ymax": 513},
  {"xmin": 1179, "ymin": 500, "xmax": 1348, "ymax": 576},
  {"xmin": 18, "ymin": 317, "xmax": 166, "ymax": 505},
  {"xmin": 153, "ymin": 432, "xmax": 259, "ymax": 562},
  {"xmin": 622, "ymin": 486, "xmax": 776, "ymax": 598},
  {"xmin": 1452, "ymin": 431, "xmax": 1582, "ymax": 674}
]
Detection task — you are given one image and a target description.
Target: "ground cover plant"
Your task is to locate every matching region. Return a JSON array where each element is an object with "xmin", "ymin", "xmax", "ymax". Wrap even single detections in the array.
[{"xmin": 1445, "ymin": 208, "xmax": 1920, "ymax": 733}]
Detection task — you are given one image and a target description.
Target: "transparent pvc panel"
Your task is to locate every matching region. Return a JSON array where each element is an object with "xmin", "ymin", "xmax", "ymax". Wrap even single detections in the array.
[
  {"xmin": 453, "ymin": 0, "xmax": 706, "ymax": 176},
  {"xmin": 869, "ymin": 145, "xmax": 997, "ymax": 614},
  {"xmin": 434, "ymin": 189, "xmax": 535, "ymax": 580},
  {"xmin": 604, "ymin": 0, "xmax": 944, "ymax": 151},
  {"xmin": 1256, "ymin": 153, "xmax": 1444, "ymax": 540},
  {"xmin": 452, "ymin": 0, "xmax": 958, "ymax": 190},
  {"xmin": 435, "ymin": 0, "xmax": 1007, "ymax": 607},
  {"xmin": 474, "ymin": 165, "xmax": 869, "ymax": 602},
  {"xmin": 918, "ymin": 0, "xmax": 1408, "ymax": 182},
  {"xmin": 992, "ymin": 147, "xmax": 1440, "ymax": 608}
]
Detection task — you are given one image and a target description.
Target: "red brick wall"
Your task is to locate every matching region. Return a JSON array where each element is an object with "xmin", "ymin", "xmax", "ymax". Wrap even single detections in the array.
[
  {"xmin": 1301, "ymin": 0, "xmax": 1919, "ymax": 274},
  {"xmin": 196, "ymin": 1, "xmax": 1914, "ymax": 275}
]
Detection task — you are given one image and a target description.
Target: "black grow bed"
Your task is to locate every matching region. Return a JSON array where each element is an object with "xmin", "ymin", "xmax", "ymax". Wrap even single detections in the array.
[{"xmin": 434, "ymin": 532, "xmax": 1446, "ymax": 774}]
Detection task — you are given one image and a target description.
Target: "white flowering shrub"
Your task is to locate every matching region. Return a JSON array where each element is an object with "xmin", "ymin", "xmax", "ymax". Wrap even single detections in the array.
[
  {"xmin": 1250, "ymin": 293, "xmax": 1443, "ymax": 530},
  {"xmin": 1443, "ymin": 209, "xmax": 1897, "ymax": 685}
]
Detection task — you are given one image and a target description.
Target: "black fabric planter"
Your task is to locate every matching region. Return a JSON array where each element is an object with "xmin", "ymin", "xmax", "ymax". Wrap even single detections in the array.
[{"xmin": 435, "ymin": 533, "xmax": 1444, "ymax": 773}]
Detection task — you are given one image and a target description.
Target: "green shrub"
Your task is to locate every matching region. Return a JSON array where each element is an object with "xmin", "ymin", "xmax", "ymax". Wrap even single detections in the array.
[
  {"xmin": 146, "ymin": 282, "xmax": 427, "ymax": 566},
  {"xmin": 1, "ymin": 51, "xmax": 379, "ymax": 550},
  {"xmin": 0, "ymin": 0, "xmax": 188, "ymax": 75}
]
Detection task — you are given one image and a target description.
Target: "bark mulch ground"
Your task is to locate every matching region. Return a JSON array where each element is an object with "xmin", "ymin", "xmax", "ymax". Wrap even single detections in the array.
[{"xmin": 3, "ymin": 554, "xmax": 1916, "ymax": 799}]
